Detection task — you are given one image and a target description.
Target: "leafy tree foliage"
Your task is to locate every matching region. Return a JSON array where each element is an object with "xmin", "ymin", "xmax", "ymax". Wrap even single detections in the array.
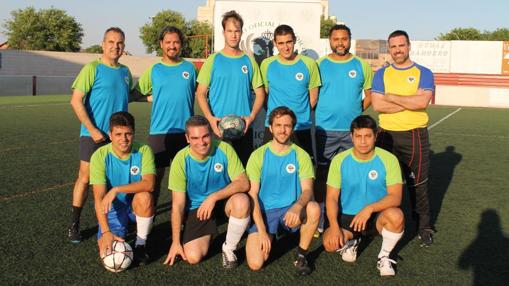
[
  {"xmin": 320, "ymin": 16, "xmax": 337, "ymax": 38},
  {"xmin": 437, "ymin": 27, "xmax": 509, "ymax": 41},
  {"xmin": 3, "ymin": 7, "xmax": 83, "ymax": 52},
  {"xmin": 84, "ymin": 44, "xmax": 102, "ymax": 54}
]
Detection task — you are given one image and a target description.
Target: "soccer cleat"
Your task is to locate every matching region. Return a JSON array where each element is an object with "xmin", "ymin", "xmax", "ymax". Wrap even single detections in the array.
[
  {"xmin": 293, "ymin": 254, "xmax": 311, "ymax": 276},
  {"xmin": 68, "ymin": 222, "xmax": 81, "ymax": 243},
  {"xmin": 222, "ymin": 243, "xmax": 238, "ymax": 269},
  {"xmin": 418, "ymin": 228, "xmax": 434, "ymax": 247},
  {"xmin": 377, "ymin": 256, "xmax": 397, "ymax": 277},
  {"xmin": 337, "ymin": 238, "xmax": 361, "ymax": 263},
  {"xmin": 134, "ymin": 245, "xmax": 150, "ymax": 265}
]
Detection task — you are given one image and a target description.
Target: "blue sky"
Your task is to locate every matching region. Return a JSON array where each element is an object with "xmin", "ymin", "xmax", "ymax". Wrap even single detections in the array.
[{"xmin": 1, "ymin": 0, "xmax": 508, "ymax": 55}]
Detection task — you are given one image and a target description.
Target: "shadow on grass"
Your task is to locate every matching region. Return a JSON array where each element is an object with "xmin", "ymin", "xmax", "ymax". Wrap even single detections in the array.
[{"xmin": 458, "ymin": 209, "xmax": 509, "ymax": 286}]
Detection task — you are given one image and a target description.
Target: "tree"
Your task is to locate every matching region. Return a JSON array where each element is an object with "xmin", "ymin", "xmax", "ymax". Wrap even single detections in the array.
[
  {"xmin": 84, "ymin": 44, "xmax": 103, "ymax": 54},
  {"xmin": 486, "ymin": 28, "xmax": 509, "ymax": 41},
  {"xmin": 320, "ymin": 16, "xmax": 336, "ymax": 38},
  {"xmin": 185, "ymin": 20, "xmax": 212, "ymax": 58},
  {"xmin": 139, "ymin": 10, "xmax": 187, "ymax": 55},
  {"xmin": 3, "ymin": 7, "xmax": 83, "ymax": 52}
]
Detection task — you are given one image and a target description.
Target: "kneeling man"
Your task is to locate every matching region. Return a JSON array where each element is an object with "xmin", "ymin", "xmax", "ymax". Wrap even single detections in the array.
[{"xmin": 323, "ymin": 115, "xmax": 404, "ymax": 277}]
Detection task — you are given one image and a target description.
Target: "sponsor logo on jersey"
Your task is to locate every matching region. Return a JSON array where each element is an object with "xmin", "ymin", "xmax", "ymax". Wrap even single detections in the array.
[
  {"xmin": 130, "ymin": 166, "xmax": 140, "ymax": 176},
  {"xmin": 295, "ymin": 72, "xmax": 304, "ymax": 81},
  {"xmin": 214, "ymin": 163, "xmax": 224, "ymax": 173},
  {"xmin": 286, "ymin": 163, "xmax": 296, "ymax": 174},
  {"xmin": 368, "ymin": 170, "xmax": 378, "ymax": 180},
  {"xmin": 241, "ymin": 65, "xmax": 249, "ymax": 74},
  {"xmin": 348, "ymin": 70, "xmax": 357, "ymax": 78},
  {"xmin": 407, "ymin": 76, "xmax": 416, "ymax": 83},
  {"xmin": 182, "ymin": 71, "xmax": 190, "ymax": 79}
]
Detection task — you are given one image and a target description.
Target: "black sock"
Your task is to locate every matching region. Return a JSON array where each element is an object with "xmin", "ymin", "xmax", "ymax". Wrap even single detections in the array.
[
  {"xmin": 298, "ymin": 246, "xmax": 308, "ymax": 256},
  {"xmin": 71, "ymin": 206, "xmax": 82, "ymax": 225}
]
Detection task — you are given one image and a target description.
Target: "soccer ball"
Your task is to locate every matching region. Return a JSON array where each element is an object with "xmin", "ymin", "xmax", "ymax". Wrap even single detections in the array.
[
  {"xmin": 101, "ymin": 240, "xmax": 133, "ymax": 273},
  {"xmin": 218, "ymin": 115, "xmax": 246, "ymax": 141}
]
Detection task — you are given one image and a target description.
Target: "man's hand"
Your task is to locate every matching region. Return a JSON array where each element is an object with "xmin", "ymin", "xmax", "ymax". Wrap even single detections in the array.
[
  {"xmin": 101, "ymin": 187, "xmax": 118, "ymax": 214},
  {"xmin": 197, "ymin": 194, "xmax": 217, "ymax": 221},
  {"xmin": 242, "ymin": 115, "xmax": 254, "ymax": 134},
  {"xmin": 284, "ymin": 203, "xmax": 303, "ymax": 228},
  {"xmin": 98, "ymin": 231, "xmax": 124, "ymax": 258},
  {"xmin": 208, "ymin": 116, "xmax": 222, "ymax": 138},
  {"xmin": 325, "ymin": 225, "xmax": 344, "ymax": 251},
  {"xmin": 350, "ymin": 206, "xmax": 374, "ymax": 232},
  {"xmin": 258, "ymin": 230, "xmax": 272, "ymax": 255},
  {"xmin": 90, "ymin": 128, "xmax": 106, "ymax": 143},
  {"xmin": 163, "ymin": 242, "xmax": 187, "ymax": 266}
]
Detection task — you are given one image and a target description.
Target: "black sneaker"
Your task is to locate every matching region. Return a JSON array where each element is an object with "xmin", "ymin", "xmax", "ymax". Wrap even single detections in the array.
[
  {"xmin": 293, "ymin": 254, "xmax": 311, "ymax": 276},
  {"xmin": 222, "ymin": 243, "xmax": 238, "ymax": 269},
  {"xmin": 134, "ymin": 245, "xmax": 150, "ymax": 265},
  {"xmin": 68, "ymin": 223, "xmax": 81, "ymax": 243},
  {"xmin": 418, "ymin": 228, "xmax": 434, "ymax": 247}
]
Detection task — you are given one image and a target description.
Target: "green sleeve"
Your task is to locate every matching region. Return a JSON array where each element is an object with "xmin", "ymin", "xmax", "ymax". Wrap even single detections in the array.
[
  {"xmin": 127, "ymin": 67, "xmax": 134, "ymax": 90},
  {"xmin": 168, "ymin": 149, "xmax": 188, "ymax": 193},
  {"xmin": 139, "ymin": 144, "xmax": 156, "ymax": 175},
  {"xmin": 302, "ymin": 56, "xmax": 321, "ymax": 89},
  {"xmin": 360, "ymin": 57, "xmax": 374, "ymax": 89},
  {"xmin": 295, "ymin": 145, "xmax": 315, "ymax": 179},
  {"xmin": 89, "ymin": 145, "xmax": 108, "ymax": 185},
  {"xmin": 218, "ymin": 141, "xmax": 245, "ymax": 180},
  {"xmin": 136, "ymin": 64, "xmax": 154, "ymax": 95},
  {"xmin": 71, "ymin": 60, "xmax": 98, "ymax": 94},
  {"xmin": 196, "ymin": 53, "xmax": 217, "ymax": 87},
  {"xmin": 377, "ymin": 148, "xmax": 403, "ymax": 186},
  {"xmin": 248, "ymin": 56, "xmax": 263, "ymax": 89},
  {"xmin": 260, "ymin": 57, "xmax": 274, "ymax": 88},
  {"xmin": 327, "ymin": 151, "xmax": 348, "ymax": 189},
  {"xmin": 246, "ymin": 145, "xmax": 266, "ymax": 183}
]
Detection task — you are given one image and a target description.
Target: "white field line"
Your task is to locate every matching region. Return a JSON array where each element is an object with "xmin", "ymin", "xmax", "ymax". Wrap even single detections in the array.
[{"xmin": 428, "ymin": 108, "xmax": 462, "ymax": 130}]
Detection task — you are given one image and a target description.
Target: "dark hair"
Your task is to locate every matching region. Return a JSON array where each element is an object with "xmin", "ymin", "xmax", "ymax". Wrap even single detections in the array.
[
  {"xmin": 388, "ymin": 30, "xmax": 410, "ymax": 44},
  {"xmin": 104, "ymin": 27, "xmax": 125, "ymax": 41},
  {"xmin": 329, "ymin": 24, "xmax": 351, "ymax": 38},
  {"xmin": 185, "ymin": 115, "xmax": 211, "ymax": 134},
  {"xmin": 110, "ymin": 111, "xmax": 135, "ymax": 131},
  {"xmin": 268, "ymin": 106, "xmax": 297, "ymax": 127},
  {"xmin": 274, "ymin": 24, "xmax": 296, "ymax": 41},
  {"xmin": 159, "ymin": 26, "xmax": 185, "ymax": 44},
  {"xmin": 350, "ymin": 115, "xmax": 377, "ymax": 134},
  {"xmin": 222, "ymin": 10, "xmax": 244, "ymax": 30}
]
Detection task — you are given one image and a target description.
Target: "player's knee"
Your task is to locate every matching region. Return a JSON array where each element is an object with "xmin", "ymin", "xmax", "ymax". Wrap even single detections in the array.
[
  {"xmin": 384, "ymin": 208, "xmax": 404, "ymax": 228},
  {"xmin": 133, "ymin": 192, "xmax": 154, "ymax": 214},
  {"xmin": 229, "ymin": 193, "xmax": 250, "ymax": 217},
  {"xmin": 247, "ymin": 258, "xmax": 264, "ymax": 271},
  {"xmin": 185, "ymin": 250, "xmax": 204, "ymax": 265},
  {"xmin": 77, "ymin": 167, "xmax": 90, "ymax": 184},
  {"xmin": 306, "ymin": 201, "xmax": 321, "ymax": 223}
]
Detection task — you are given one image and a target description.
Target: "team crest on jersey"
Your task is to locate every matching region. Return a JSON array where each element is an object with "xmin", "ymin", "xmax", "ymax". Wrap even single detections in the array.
[
  {"xmin": 348, "ymin": 70, "xmax": 357, "ymax": 78},
  {"xmin": 182, "ymin": 71, "xmax": 190, "ymax": 79},
  {"xmin": 124, "ymin": 76, "xmax": 130, "ymax": 85},
  {"xmin": 130, "ymin": 166, "xmax": 140, "ymax": 176},
  {"xmin": 241, "ymin": 65, "xmax": 248, "ymax": 74},
  {"xmin": 214, "ymin": 163, "xmax": 224, "ymax": 173},
  {"xmin": 295, "ymin": 72, "xmax": 304, "ymax": 81},
  {"xmin": 286, "ymin": 164, "xmax": 296, "ymax": 174},
  {"xmin": 368, "ymin": 170, "xmax": 378, "ymax": 180},
  {"xmin": 407, "ymin": 76, "xmax": 416, "ymax": 83}
]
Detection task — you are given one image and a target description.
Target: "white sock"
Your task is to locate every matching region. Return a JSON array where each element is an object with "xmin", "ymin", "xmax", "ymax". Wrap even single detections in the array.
[
  {"xmin": 224, "ymin": 216, "xmax": 250, "ymax": 251},
  {"xmin": 135, "ymin": 215, "xmax": 154, "ymax": 246},
  {"xmin": 318, "ymin": 202, "xmax": 325, "ymax": 231},
  {"xmin": 378, "ymin": 228, "xmax": 403, "ymax": 258}
]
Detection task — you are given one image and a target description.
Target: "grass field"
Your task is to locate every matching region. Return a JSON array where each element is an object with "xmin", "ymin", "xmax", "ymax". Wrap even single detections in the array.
[{"xmin": 1, "ymin": 95, "xmax": 508, "ymax": 285}]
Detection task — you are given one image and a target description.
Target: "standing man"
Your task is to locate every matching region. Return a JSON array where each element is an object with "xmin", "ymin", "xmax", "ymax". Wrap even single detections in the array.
[
  {"xmin": 315, "ymin": 24, "xmax": 373, "ymax": 232},
  {"xmin": 90, "ymin": 112, "xmax": 155, "ymax": 265},
  {"xmin": 69, "ymin": 27, "xmax": 133, "ymax": 242},
  {"xmin": 245, "ymin": 106, "xmax": 320, "ymax": 275},
  {"xmin": 323, "ymin": 115, "xmax": 404, "ymax": 277},
  {"xmin": 371, "ymin": 30, "xmax": 435, "ymax": 247},
  {"xmin": 164, "ymin": 116, "xmax": 250, "ymax": 268},
  {"xmin": 260, "ymin": 24, "xmax": 321, "ymax": 156},
  {"xmin": 136, "ymin": 26, "xmax": 197, "ymax": 208},
  {"xmin": 196, "ymin": 10, "xmax": 265, "ymax": 165}
]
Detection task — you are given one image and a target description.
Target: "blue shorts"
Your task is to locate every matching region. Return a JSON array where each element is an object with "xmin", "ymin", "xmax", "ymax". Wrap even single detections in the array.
[
  {"xmin": 248, "ymin": 206, "xmax": 300, "ymax": 235},
  {"xmin": 97, "ymin": 196, "xmax": 135, "ymax": 239}
]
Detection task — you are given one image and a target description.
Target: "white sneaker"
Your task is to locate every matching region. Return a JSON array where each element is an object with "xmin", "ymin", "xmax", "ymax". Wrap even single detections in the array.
[
  {"xmin": 337, "ymin": 238, "xmax": 361, "ymax": 263},
  {"xmin": 221, "ymin": 243, "xmax": 238, "ymax": 269},
  {"xmin": 377, "ymin": 256, "xmax": 397, "ymax": 277}
]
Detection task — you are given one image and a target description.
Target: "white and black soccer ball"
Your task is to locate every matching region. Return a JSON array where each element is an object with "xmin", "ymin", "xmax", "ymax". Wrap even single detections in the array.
[
  {"xmin": 218, "ymin": 114, "xmax": 246, "ymax": 141},
  {"xmin": 101, "ymin": 240, "xmax": 133, "ymax": 273}
]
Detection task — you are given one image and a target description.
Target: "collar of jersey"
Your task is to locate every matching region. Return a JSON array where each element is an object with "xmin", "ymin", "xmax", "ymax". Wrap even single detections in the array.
[
  {"xmin": 159, "ymin": 59, "xmax": 184, "ymax": 67},
  {"xmin": 98, "ymin": 58, "xmax": 122, "ymax": 69},
  {"xmin": 187, "ymin": 142, "xmax": 218, "ymax": 162},
  {"xmin": 267, "ymin": 142, "xmax": 294, "ymax": 156},
  {"xmin": 107, "ymin": 143, "xmax": 133, "ymax": 161},
  {"xmin": 276, "ymin": 54, "xmax": 301, "ymax": 65},
  {"xmin": 390, "ymin": 62, "xmax": 416, "ymax": 71},
  {"xmin": 350, "ymin": 148, "xmax": 377, "ymax": 163},
  {"xmin": 219, "ymin": 50, "xmax": 246, "ymax": 59},
  {"xmin": 326, "ymin": 54, "xmax": 355, "ymax": 64}
]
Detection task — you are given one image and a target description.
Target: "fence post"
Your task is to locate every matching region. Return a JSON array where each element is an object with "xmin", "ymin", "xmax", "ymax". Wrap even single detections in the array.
[{"xmin": 32, "ymin": 75, "xmax": 37, "ymax": 96}]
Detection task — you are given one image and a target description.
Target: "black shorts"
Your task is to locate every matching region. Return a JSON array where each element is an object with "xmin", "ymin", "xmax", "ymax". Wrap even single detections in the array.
[
  {"xmin": 263, "ymin": 128, "xmax": 314, "ymax": 158},
  {"xmin": 181, "ymin": 201, "xmax": 227, "ymax": 245},
  {"xmin": 339, "ymin": 213, "xmax": 380, "ymax": 237},
  {"xmin": 79, "ymin": 136, "xmax": 110, "ymax": 162},
  {"xmin": 147, "ymin": 133, "xmax": 188, "ymax": 168},
  {"xmin": 225, "ymin": 128, "xmax": 253, "ymax": 166}
]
